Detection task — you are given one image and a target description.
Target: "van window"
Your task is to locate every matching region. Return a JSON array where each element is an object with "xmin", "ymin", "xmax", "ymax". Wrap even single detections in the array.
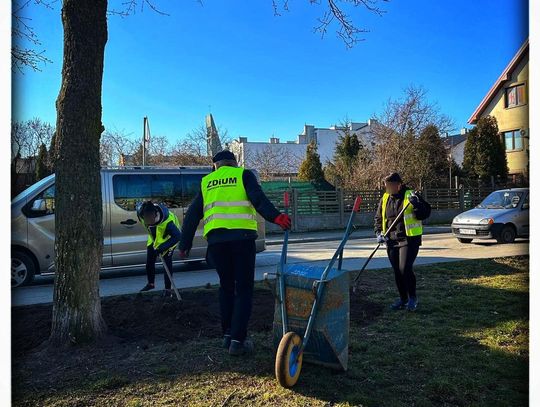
[
  {"xmin": 113, "ymin": 174, "xmax": 183, "ymax": 211},
  {"xmin": 182, "ymin": 174, "xmax": 205, "ymax": 206},
  {"xmin": 23, "ymin": 184, "xmax": 55, "ymax": 218}
]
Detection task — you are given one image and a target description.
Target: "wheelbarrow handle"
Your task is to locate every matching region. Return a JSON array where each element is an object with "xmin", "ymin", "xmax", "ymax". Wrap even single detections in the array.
[{"xmin": 278, "ymin": 191, "xmax": 291, "ymax": 336}]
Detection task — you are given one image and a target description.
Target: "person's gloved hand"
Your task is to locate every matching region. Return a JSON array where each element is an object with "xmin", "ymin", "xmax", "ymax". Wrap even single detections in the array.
[
  {"xmin": 179, "ymin": 249, "xmax": 190, "ymax": 259},
  {"xmin": 408, "ymin": 191, "xmax": 420, "ymax": 207},
  {"xmin": 274, "ymin": 213, "xmax": 292, "ymax": 230},
  {"xmin": 376, "ymin": 233, "xmax": 388, "ymax": 244}
]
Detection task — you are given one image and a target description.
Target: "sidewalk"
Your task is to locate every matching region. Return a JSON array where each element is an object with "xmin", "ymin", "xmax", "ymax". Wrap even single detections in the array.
[{"xmin": 266, "ymin": 225, "xmax": 451, "ymax": 245}]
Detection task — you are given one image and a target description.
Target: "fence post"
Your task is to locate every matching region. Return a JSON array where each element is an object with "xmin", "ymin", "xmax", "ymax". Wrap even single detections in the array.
[
  {"xmin": 292, "ymin": 188, "xmax": 299, "ymax": 232},
  {"xmin": 338, "ymin": 188, "xmax": 344, "ymax": 227},
  {"xmin": 459, "ymin": 185, "xmax": 464, "ymax": 211}
]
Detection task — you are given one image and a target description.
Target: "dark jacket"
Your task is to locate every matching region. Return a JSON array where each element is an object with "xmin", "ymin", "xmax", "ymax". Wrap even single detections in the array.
[
  {"xmin": 374, "ymin": 185, "xmax": 431, "ymax": 246},
  {"xmin": 179, "ymin": 167, "xmax": 281, "ymax": 250},
  {"xmin": 137, "ymin": 203, "xmax": 182, "ymax": 254}
]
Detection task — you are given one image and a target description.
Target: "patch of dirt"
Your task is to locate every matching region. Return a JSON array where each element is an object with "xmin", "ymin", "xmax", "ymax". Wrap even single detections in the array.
[
  {"xmin": 12, "ymin": 286, "xmax": 275, "ymax": 358},
  {"xmin": 12, "ymin": 283, "xmax": 383, "ymax": 401}
]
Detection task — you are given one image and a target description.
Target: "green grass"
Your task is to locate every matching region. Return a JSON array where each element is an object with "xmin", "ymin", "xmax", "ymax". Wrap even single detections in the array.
[{"xmin": 13, "ymin": 256, "xmax": 528, "ymax": 407}]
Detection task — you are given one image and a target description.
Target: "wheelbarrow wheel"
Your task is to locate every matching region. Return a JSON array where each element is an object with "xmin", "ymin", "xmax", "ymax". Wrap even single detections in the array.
[{"xmin": 275, "ymin": 331, "xmax": 303, "ymax": 388}]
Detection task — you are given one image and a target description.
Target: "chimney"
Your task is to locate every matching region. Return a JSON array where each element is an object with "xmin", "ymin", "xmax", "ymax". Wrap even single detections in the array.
[
  {"xmin": 270, "ymin": 137, "xmax": 279, "ymax": 144},
  {"xmin": 239, "ymin": 137, "xmax": 248, "ymax": 143},
  {"xmin": 460, "ymin": 128, "xmax": 468, "ymax": 135}
]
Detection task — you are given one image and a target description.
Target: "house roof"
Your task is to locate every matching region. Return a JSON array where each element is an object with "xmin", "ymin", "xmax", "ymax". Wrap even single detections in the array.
[
  {"xmin": 442, "ymin": 133, "xmax": 467, "ymax": 149},
  {"xmin": 468, "ymin": 38, "xmax": 529, "ymax": 124}
]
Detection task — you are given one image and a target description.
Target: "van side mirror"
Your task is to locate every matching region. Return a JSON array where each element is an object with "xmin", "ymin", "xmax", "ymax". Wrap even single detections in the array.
[
  {"xmin": 31, "ymin": 199, "xmax": 47, "ymax": 212},
  {"xmin": 522, "ymin": 203, "xmax": 529, "ymax": 210}
]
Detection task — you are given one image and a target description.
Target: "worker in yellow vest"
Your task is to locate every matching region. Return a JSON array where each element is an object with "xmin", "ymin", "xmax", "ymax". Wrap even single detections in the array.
[
  {"xmin": 137, "ymin": 201, "xmax": 182, "ymax": 296},
  {"xmin": 179, "ymin": 150, "xmax": 291, "ymax": 356},
  {"xmin": 374, "ymin": 172, "xmax": 431, "ymax": 311}
]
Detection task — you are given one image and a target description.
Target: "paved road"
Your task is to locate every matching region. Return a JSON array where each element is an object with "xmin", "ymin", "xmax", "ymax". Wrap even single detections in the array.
[{"xmin": 12, "ymin": 232, "xmax": 528, "ymax": 306}]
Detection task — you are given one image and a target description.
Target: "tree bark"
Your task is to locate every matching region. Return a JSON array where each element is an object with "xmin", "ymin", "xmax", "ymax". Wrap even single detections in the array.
[{"xmin": 50, "ymin": 0, "xmax": 108, "ymax": 345}]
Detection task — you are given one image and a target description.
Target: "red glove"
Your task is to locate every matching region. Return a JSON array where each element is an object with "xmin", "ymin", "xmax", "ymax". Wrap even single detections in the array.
[{"xmin": 274, "ymin": 213, "xmax": 292, "ymax": 230}]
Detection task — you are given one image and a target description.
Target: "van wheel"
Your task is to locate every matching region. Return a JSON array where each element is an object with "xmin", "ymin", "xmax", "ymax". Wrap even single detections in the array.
[
  {"xmin": 12, "ymin": 251, "xmax": 36, "ymax": 288},
  {"xmin": 497, "ymin": 225, "xmax": 516, "ymax": 244}
]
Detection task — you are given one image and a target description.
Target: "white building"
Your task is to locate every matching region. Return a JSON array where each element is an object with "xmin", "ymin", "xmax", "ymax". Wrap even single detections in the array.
[
  {"xmin": 442, "ymin": 128, "xmax": 469, "ymax": 167},
  {"xmin": 231, "ymin": 119, "xmax": 378, "ymax": 176}
]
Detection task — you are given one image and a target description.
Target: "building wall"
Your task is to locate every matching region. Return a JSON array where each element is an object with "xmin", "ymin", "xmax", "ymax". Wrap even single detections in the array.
[
  {"xmin": 480, "ymin": 56, "xmax": 529, "ymax": 175},
  {"xmin": 231, "ymin": 121, "xmax": 376, "ymax": 175},
  {"xmin": 452, "ymin": 142, "xmax": 465, "ymax": 167}
]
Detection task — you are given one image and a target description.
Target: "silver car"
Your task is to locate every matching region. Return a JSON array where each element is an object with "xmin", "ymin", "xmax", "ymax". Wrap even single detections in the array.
[
  {"xmin": 11, "ymin": 166, "xmax": 266, "ymax": 287},
  {"xmin": 451, "ymin": 188, "xmax": 529, "ymax": 244}
]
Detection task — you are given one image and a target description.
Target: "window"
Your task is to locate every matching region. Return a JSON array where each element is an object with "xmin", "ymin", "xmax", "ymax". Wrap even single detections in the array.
[
  {"xmin": 182, "ymin": 173, "xmax": 204, "ymax": 206},
  {"xmin": 23, "ymin": 184, "xmax": 55, "ymax": 218},
  {"xmin": 503, "ymin": 130, "xmax": 523, "ymax": 151},
  {"xmin": 113, "ymin": 174, "xmax": 183, "ymax": 211},
  {"xmin": 477, "ymin": 190, "xmax": 523, "ymax": 209},
  {"xmin": 522, "ymin": 193, "xmax": 529, "ymax": 209},
  {"xmin": 505, "ymin": 84, "xmax": 526, "ymax": 108}
]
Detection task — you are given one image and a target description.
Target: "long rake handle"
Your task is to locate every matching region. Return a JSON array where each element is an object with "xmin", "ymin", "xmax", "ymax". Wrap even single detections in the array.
[
  {"xmin": 160, "ymin": 251, "xmax": 182, "ymax": 301},
  {"xmin": 352, "ymin": 201, "xmax": 411, "ymax": 290}
]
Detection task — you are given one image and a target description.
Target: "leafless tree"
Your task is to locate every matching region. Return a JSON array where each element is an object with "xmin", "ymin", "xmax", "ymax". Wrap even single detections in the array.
[
  {"xmin": 272, "ymin": 0, "xmax": 388, "ymax": 48},
  {"xmin": 100, "ymin": 129, "xmax": 138, "ymax": 166},
  {"xmin": 179, "ymin": 124, "xmax": 232, "ymax": 158},
  {"xmin": 247, "ymin": 144, "xmax": 303, "ymax": 180}
]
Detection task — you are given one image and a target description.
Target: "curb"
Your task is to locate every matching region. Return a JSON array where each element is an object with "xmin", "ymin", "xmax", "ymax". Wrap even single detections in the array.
[{"xmin": 266, "ymin": 227, "xmax": 451, "ymax": 246}]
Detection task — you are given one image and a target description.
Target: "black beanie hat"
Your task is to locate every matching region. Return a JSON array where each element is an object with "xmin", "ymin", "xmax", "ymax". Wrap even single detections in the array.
[
  {"xmin": 212, "ymin": 150, "xmax": 236, "ymax": 163},
  {"xmin": 384, "ymin": 172, "xmax": 403, "ymax": 183}
]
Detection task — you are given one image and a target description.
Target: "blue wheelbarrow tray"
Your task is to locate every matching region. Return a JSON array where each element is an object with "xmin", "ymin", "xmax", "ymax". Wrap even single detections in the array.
[{"xmin": 272, "ymin": 263, "xmax": 350, "ymax": 371}]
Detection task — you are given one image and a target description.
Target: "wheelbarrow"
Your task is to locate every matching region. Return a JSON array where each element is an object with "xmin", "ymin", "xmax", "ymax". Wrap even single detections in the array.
[{"xmin": 268, "ymin": 193, "xmax": 362, "ymax": 388}]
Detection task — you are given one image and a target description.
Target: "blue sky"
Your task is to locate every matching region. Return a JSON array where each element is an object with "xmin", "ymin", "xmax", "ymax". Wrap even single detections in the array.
[{"xmin": 13, "ymin": 0, "xmax": 528, "ymax": 144}]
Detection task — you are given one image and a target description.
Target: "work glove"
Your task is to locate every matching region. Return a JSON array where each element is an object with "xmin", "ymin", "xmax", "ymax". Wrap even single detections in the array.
[
  {"xmin": 274, "ymin": 213, "xmax": 292, "ymax": 231},
  {"xmin": 408, "ymin": 191, "xmax": 420, "ymax": 208},
  {"xmin": 376, "ymin": 233, "xmax": 388, "ymax": 244}
]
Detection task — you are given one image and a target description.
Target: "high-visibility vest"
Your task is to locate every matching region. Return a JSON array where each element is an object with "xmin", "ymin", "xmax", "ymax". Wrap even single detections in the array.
[
  {"xmin": 381, "ymin": 189, "xmax": 423, "ymax": 237},
  {"xmin": 141, "ymin": 209, "xmax": 180, "ymax": 250},
  {"xmin": 201, "ymin": 166, "xmax": 257, "ymax": 238}
]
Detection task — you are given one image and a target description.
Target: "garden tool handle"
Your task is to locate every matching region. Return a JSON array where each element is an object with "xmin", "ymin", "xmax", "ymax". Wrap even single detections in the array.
[{"xmin": 352, "ymin": 201, "xmax": 412, "ymax": 291}]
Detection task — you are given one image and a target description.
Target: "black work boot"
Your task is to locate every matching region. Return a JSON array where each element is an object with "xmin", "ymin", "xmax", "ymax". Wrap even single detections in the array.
[
  {"xmin": 140, "ymin": 283, "xmax": 155, "ymax": 292},
  {"xmin": 222, "ymin": 334, "xmax": 231, "ymax": 349},
  {"xmin": 229, "ymin": 339, "xmax": 254, "ymax": 356}
]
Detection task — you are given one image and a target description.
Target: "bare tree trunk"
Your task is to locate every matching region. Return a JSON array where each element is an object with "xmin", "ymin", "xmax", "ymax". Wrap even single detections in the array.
[{"xmin": 50, "ymin": 0, "xmax": 108, "ymax": 345}]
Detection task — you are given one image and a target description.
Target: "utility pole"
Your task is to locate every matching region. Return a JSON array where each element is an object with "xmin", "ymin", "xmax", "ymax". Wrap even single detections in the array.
[{"xmin": 142, "ymin": 116, "xmax": 150, "ymax": 166}]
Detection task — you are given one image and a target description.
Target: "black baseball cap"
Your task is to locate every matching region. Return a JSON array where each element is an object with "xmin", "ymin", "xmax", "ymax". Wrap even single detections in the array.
[{"xmin": 212, "ymin": 150, "xmax": 236, "ymax": 163}]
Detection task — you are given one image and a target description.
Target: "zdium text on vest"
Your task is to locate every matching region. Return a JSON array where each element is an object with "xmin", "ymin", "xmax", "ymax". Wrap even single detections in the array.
[{"xmin": 207, "ymin": 177, "xmax": 238, "ymax": 189}]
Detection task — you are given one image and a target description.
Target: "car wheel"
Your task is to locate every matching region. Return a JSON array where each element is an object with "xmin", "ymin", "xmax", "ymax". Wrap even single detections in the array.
[
  {"xmin": 497, "ymin": 224, "xmax": 516, "ymax": 244},
  {"xmin": 458, "ymin": 238, "xmax": 473, "ymax": 244},
  {"xmin": 12, "ymin": 251, "xmax": 36, "ymax": 288}
]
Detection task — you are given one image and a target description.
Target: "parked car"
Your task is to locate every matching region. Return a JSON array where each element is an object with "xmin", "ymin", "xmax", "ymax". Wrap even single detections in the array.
[
  {"xmin": 11, "ymin": 166, "xmax": 267, "ymax": 288},
  {"xmin": 451, "ymin": 188, "xmax": 529, "ymax": 244}
]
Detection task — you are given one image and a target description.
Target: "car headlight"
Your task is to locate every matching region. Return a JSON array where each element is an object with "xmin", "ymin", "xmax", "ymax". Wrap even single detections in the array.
[
  {"xmin": 453, "ymin": 216, "xmax": 460, "ymax": 223},
  {"xmin": 479, "ymin": 218, "xmax": 494, "ymax": 225}
]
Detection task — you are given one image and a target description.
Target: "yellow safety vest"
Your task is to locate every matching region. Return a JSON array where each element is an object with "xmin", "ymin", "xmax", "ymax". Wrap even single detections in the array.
[
  {"xmin": 141, "ymin": 210, "xmax": 180, "ymax": 250},
  {"xmin": 381, "ymin": 189, "xmax": 423, "ymax": 237},
  {"xmin": 201, "ymin": 166, "xmax": 257, "ymax": 238}
]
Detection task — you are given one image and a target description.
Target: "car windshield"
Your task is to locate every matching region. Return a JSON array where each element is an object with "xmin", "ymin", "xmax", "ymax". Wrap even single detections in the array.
[
  {"xmin": 11, "ymin": 174, "xmax": 55, "ymax": 206},
  {"xmin": 476, "ymin": 190, "xmax": 524, "ymax": 209}
]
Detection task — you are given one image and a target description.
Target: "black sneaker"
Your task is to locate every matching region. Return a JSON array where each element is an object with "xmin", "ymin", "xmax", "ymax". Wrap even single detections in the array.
[
  {"xmin": 140, "ymin": 283, "xmax": 155, "ymax": 292},
  {"xmin": 229, "ymin": 339, "xmax": 254, "ymax": 356},
  {"xmin": 390, "ymin": 298, "xmax": 407, "ymax": 310},
  {"xmin": 222, "ymin": 335, "xmax": 231, "ymax": 349}
]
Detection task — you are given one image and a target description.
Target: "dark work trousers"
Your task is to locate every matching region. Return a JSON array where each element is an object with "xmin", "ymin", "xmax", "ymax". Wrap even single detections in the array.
[
  {"xmin": 208, "ymin": 239, "xmax": 256, "ymax": 342},
  {"xmin": 386, "ymin": 240, "xmax": 420, "ymax": 301},
  {"xmin": 146, "ymin": 245, "xmax": 174, "ymax": 289}
]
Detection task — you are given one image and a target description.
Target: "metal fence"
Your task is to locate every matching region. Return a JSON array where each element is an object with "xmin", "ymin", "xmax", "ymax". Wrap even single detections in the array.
[{"xmin": 266, "ymin": 186, "xmax": 500, "ymax": 216}]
